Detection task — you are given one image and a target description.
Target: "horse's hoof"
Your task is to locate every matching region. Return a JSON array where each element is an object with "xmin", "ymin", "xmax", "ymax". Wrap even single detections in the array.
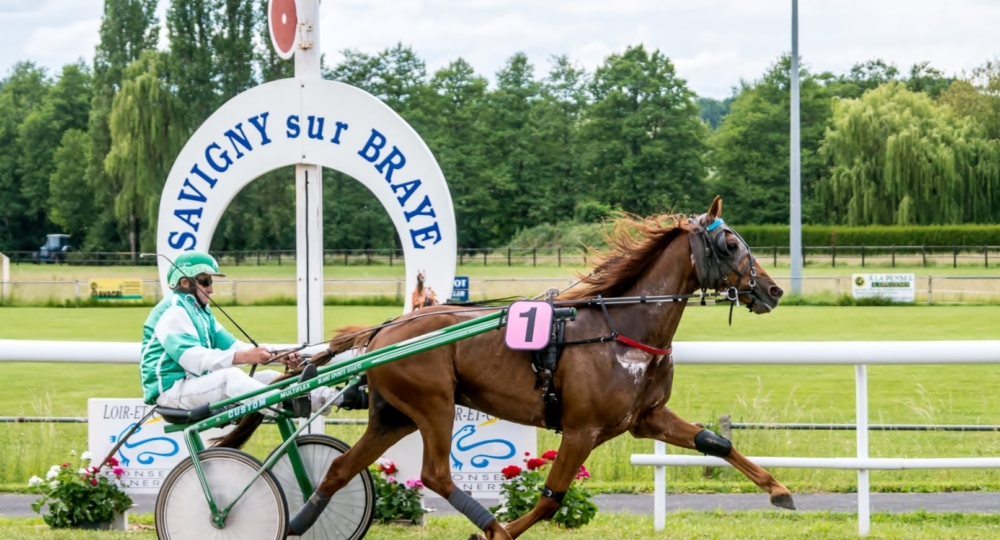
[{"xmin": 770, "ymin": 492, "xmax": 796, "ymax": 510}]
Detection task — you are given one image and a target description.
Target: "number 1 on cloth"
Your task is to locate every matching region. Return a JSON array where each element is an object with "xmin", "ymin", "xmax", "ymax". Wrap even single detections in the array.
[{"xmin": 504, "ymin": 301, "xmax": 553, "ymax": 350}]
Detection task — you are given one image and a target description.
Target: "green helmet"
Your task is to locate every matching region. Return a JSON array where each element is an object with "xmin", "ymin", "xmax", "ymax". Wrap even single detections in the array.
[{"xmin": 167, "ymin": 251, "xmax": 225, "ymax": 289}]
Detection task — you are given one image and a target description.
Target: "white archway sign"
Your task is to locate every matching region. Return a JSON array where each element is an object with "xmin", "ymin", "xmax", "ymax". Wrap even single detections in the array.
[{"xmin": 156, "ymin": 78, "xmax": 457, "ymax": 316}]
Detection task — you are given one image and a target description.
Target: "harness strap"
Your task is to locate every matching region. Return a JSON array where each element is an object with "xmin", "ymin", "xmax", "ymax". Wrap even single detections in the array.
[{"xmin": 615, "ymin": 334, "xmax": 672, "ymax": 356}]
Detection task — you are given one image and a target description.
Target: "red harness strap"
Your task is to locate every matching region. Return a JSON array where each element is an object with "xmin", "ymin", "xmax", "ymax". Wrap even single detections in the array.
[{"xmin": 615, "ymin": 334, "xmax": 672, "ymax": 356}]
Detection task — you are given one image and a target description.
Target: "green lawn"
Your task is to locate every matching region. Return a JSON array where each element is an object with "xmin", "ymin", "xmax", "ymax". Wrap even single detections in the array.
[
  {"xmin": 2, "ymin": 305, "xmax": 1000, "ymax": 492},
  {"xmin": 2, "ymin": 512, "xmax": 1000, "ymax": 540}
]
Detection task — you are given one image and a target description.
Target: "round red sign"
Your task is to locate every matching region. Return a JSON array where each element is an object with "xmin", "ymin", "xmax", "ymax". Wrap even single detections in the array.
[{"xmin": 268, "ymin": 0, "xmax": 298, "ymax": 59}]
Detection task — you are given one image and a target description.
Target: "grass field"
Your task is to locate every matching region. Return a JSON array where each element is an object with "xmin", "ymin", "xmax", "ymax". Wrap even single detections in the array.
[
  {"xmin": 3, "ymin": 305, "xmax": 1000, "ymax": 493},
  {"xmin": 4, "ymin": 512, "xmax": 1000, "ymax": 539}
]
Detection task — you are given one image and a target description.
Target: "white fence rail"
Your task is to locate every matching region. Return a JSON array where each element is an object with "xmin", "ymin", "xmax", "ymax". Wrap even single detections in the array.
[{"xmin": 629, "ymin": 341, "xmax": 1000, "ymax": 536}]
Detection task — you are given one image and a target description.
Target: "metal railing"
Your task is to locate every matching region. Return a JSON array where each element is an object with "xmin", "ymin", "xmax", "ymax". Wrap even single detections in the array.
[{"xmin": 7, "ymin": 245, "xmax": 1000, "ymax": 268}]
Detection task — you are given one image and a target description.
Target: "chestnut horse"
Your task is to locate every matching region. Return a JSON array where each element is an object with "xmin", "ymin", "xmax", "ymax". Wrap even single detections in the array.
[{"xmin": 283, "ymin": 197, "xmax": 792, "ymax": 538}]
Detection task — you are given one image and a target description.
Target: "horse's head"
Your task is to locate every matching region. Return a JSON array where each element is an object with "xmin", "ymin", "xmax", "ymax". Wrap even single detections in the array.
[{"xmin": 691, "ymin": 196, "xmax": 783, "ymax": 314}]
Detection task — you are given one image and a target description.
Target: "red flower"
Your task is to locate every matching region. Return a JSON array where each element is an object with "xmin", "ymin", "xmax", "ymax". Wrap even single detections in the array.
[
  {"xmin": 526, "ymin": 458, "xmax": 546, "ymax": 471},
  {"xmin": 541, "ymin": 450, "xmax": 558, "ymax": 461},
  {"xmin": 107, "ymin": 457, "xmax": 119, "ymax": 467},
  {"xmin": 61, "ymin": 463, "xmax": 70, "ymax": 468},
  {"xmin": 575, "ymin": 465, "xmax": 591, "ymax": 480},
  {"xmin": 524, "ymin": 451, "xmax": 531, "ymax": 456},
  {"xmin": 501, "ymin": 465, "xmax": 522, "ymax": 480},
  {"xmin": 90, "ymin": 478, "xmax": 98, "ymax": 486}
]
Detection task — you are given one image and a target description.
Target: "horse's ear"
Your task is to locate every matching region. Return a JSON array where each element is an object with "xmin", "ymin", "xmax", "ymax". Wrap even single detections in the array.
[{"xmin": 707, "ymin": 196, "xmax": 723, "ymax": 223}]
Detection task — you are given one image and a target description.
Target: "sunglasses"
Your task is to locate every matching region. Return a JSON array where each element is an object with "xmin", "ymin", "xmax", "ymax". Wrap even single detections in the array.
[{"xmin": 195, "ymin": 275, "xmax": 213, "ymax": 287}]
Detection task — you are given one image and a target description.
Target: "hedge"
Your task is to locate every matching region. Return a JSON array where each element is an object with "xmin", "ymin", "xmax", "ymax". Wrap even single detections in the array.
[
  {"xmin": 737, "ymin": 225, "xmax": 1000, "ymax": 247},
  {"xmin": 508, "ymin": 222, "xmax": 1000, "ymax": 248}
]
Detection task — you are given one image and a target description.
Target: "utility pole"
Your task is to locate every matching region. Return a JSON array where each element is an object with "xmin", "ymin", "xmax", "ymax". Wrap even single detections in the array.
[{"xmin": 789, "ymin": 0, "xmax": 803, "ymax": 295}]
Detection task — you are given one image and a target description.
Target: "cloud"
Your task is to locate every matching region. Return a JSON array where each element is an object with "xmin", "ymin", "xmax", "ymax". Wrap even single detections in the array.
[
  {"xmin": 23, "ymin": 18, "xmax": 101, "ymax": 69},
  {"xmin": 3, "ymin": 0, "xmax": 1000, "ymax": 98}
]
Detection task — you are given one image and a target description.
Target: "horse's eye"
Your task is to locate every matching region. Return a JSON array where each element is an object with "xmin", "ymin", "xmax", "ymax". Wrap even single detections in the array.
[{"xmin": 727, "ymin": 242, "xmax": 738, "ymax": 251}]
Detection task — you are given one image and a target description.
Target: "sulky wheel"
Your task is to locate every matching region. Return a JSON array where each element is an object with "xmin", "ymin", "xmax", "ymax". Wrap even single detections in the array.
[
  {"xmin": 267, "ymin": 434, "xmax": 375, "ymax": 540},
  {"xmin": 156, "ymin": 448, "xmax": 289, "ymax": 540}
]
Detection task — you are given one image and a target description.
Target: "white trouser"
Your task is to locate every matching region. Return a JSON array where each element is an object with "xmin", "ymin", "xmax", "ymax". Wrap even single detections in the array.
[{"xmin": 156, "ymin": 367, "xmax": 336, "ymax": 414}]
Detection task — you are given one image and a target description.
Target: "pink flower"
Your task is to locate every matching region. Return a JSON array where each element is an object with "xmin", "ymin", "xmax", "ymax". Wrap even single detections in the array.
[
  {"xmin": 405, "ymin": 479, "xmax": 423, "ymax": 489},
  {"xmin": 575, "ymin": 466, "xmax": 591, "ymax": 480},
  {"xmin": 524, "ymin": 451, "xmax": 531, "ymax": 456},
  {"xmin": 526, "ymin": 458, "xmax": 546, "ymax": 471},
  {"xmin": 113, "ymin": 467, "xmax": 125, "ymax": 477},
  {"xmin": 90, "ymin": 478, "xmax": 98, "ymax": 486},
  {"xmin": 386, "ymin": 476, "xmax": 397, "ymax": 483},
  {"xmin": 501, "ymin": 465, "xmax": 522, "ymax": 480},
  {"xmin": 541, "ymin": 450, "xmax": 558, "ymax": 461},
  {"xmin": 107, "ymin": 457, "xmax": 119, "ymax": 467}
]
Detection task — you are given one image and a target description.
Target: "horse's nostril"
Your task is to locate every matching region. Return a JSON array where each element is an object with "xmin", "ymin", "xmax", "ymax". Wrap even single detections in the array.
[{"xmin": 769, "ymin": 286, "xmax": 784, "ymax": 299}]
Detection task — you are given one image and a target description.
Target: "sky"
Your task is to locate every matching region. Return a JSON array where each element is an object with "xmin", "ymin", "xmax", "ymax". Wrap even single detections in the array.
[{"xmin": 2, "ymin": 0, "xmax": 1000, "ymax": 99}]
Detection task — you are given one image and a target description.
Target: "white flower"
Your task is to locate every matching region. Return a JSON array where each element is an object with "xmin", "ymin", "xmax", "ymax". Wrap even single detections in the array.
[
  {"xmin": 49, "ymin": 481, "xmax": 60, "ymax": 489},
  {"xmin": 48, "ymin": 465, "xmax": 59, "ymax": 474},
  {"xmin": 80, "ymin": 451, "xmax": 94, "ymax": 462},
  {"xmin": 69, "ymin": 450, "xmax": 76, "ymax": 456},
  {"xmin": 45, "ymin": 470, "xmax": 59, "ymax": 480},
  {"xmin": 375, "ymin": 457, "xmax": 392, "ymax": 468},
  {"xmin": 28, "ymin": 476, "xmax": 42, "ymax": 487},
  {"xmin": 78, "ymin": 468, "xmax": 89, "ymax": 476}
]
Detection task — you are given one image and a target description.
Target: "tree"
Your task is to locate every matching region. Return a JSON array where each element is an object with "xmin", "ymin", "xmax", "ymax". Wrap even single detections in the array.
[
  {"xmin": 105, "ymin": 51, "xmax": 186, "ymax": 256},
  {"xmin": 536, "ymin": 55, "xmax": 589, "ymax": 225},
  {"xmin": 696, "ymin": 96, "xmax": 734, "ymax": 129},
  {"xmin": 18, "ymin": 62, "xmax": 93, "ymax": 231},
  {"xmin": 579, "ymin": 45, "xmax": 707, "ymax": 216},
  {"xmin": 707, "ymin": 55, "xmax": 830, "ymax": 224},
  {"xmin": 0, "ymin": 63, "xmax": 50, "ymax": 250},
  {"xmin": 214, "ymin": 0, "xmax": 260, "ymax": 101},
  {"xmin": 905, "ymin": 61, "xmax": 951, "ymax": 99},
  {"xmin": 88, "ymin": 0, "xmax": 160, "ymax": 251},
  {"xmin": 166, "ymin": 0, "xmax": 217, "ymax": 127},
  {"xmin": 818, "ymin": 81, "xmax": 1000, "ymax": 225},
  {"xmin": 49, "ymin": 130, "xmax": 96, "ymax": 238},
  {"xmin": 940, "ymin": 60, "xmax": 1000, "ymax": 141}
]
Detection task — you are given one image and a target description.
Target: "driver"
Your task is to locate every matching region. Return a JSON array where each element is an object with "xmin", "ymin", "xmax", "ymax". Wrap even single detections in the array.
[{"xmin": 140, "ymin": 251, "xmax": 335, "ymax": 413}]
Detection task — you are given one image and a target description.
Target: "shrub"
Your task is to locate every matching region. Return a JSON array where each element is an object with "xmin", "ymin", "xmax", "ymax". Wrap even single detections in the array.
[
  {"xmin": 490, "ymin": 450, "xmax": 597, "ymax": 528},
  {"xmin": 371, "ymin": 458, "xmax": 427, "ymax": 524},
  {"xmin": 29, "ymin": 451, "xmax": 132, "ymax": 528}
]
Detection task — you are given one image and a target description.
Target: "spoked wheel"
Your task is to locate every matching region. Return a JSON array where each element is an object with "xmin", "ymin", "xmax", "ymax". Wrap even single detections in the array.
[
  {"xmin": 156, "ymin": 448, "xmax": 289, "ymax": 540},
  {"xmin": 267, "ymin": 435, "xmax": 375, "ymax": 540}
]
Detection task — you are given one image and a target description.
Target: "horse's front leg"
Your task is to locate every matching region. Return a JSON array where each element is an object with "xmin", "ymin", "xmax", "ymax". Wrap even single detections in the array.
[
  {"xmin": 503, "ymin": 429, "xmax": 596, "ymax": 539},
  {"xmin": 631, "ymin": 406, "xmax": 795, "ymax": 510}
]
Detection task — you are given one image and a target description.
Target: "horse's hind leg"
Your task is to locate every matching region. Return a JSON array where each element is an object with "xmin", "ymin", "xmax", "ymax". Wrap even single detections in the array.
[
  {"xmin": 503, "ymin": 429, "xmax": 597, "ymax": 539},
  {"xmin": 287, "ymin": 402, "xmax": 416, "ymax": 535},
  {"xmin": 631, "ymin": 406, "xmax": 795, "ymax": 510}
]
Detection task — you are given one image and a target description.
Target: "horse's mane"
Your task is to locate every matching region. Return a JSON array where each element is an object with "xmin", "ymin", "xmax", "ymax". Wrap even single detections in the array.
[{"xmin": 560, "ymin": 213, "xmax": 690, "ymax": 300}]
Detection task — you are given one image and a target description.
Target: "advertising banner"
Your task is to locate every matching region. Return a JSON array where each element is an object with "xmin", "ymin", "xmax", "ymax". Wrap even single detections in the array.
[
  {"xmin": 89, "ymin": 279, "xmax": 143, "ymax": 301},
  {"xmin": 852, "ymin": 273, "xmax": 916, "ymax": 302}
]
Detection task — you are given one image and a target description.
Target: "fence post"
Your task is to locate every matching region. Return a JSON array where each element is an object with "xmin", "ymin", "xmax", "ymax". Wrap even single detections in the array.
[
  {"xmin": 533, "ymin": 248, "xmax": 536, "ymax": 267},
  {"xmin": 257, "ymin": 251, "xmax": 261, "ymax": 266},
  {"xmin": 832, "ymin": 245, "xmax": 836, "ymax": 268},
  {"xmin": 719, "ymin": 414, "xmax": 732, "ymax": 440},
  {"xmin": 507, "ymin": 248, "xmax": 511, "ymax": 267},
  {"xmin": 232, "ymin": 280, "xmax": 238, "ymax": 305},
  {"xmin": 1, "ymin": 252, "xmax": 9, "ymax": 303},
  {"xmin": 458, "ymin": 250, "xmax": 462, "ymax": 266},
  {"xmin": 891, "ymin": 245, "xmax": 895, "ymax": 268},
  {"xmin": 856, "ymin": 364, "xmax": 870, "ymax": 536},
  {"xmin": 861, "ymin": 245, "xmax": 865, "ymax": 267},
  {"xmin": 773, "ymin": 246, "xmax": 778, "ymax": 267},
  {"xmin": 985, "ymin": 245, "xmax": 989, "ymax": 268},
  {"xmin": 654, "ymin": 440, "xmax": 665, "ymax": 532},
  {"xmin": 921, "ymin": 246, "xmax": 926, "ymax": 267},
  {"xmin": 389, "ymin": 249, "xmax": 393, "ymax": 267},
  {"xmin": 927, "ymin": 276, "xmax": 933, "ymax": 305},
  {"xmin": 277, "ymin": 251, "xmax": 281, "ymax": 266},
  {"xmin": 366, "ymin": 248, "xmax": 371, "ymax": 266},
  {"xmin": 954, "ymin": 245, "xmax": 958, "ymax": 268},
  {"xmin": 557, "ymin": 248, "xmax": 562, "ymax": 267},
  {"xmin": 396, "ymin": 280, "xmax": 402, "ymax": 304},
  {"xmin": 484, "ymin": 250, "xmax": 487, "ymax": 267}
]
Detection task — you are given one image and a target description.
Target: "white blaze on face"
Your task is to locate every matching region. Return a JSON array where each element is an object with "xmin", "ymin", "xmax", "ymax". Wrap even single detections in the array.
[{"xmin": 615, "ymin": 348, "xmax": 649, "ymax": 384}]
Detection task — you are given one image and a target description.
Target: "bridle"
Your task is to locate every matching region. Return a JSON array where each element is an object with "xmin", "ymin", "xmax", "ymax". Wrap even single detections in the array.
[{"xmin": 688, "ymin": 216, "xmax": 764, "ymax": 323}]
